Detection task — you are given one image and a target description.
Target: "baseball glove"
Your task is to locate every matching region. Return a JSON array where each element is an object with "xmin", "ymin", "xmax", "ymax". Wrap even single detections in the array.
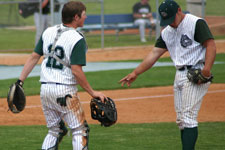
[
  {"xmin": 7, "ymin": 80, "xmax": 26, "ymax": 113},
  {"xmin": 18, "ymin": 0, "xmax": 39, "ymax": 18},
  {"xmin": 187, "ymin": 68, "xmax": 213, "ymax": 84},
  {"xmin": 90, "ymin": 97, "xmax": 117, "ymax": 127}
]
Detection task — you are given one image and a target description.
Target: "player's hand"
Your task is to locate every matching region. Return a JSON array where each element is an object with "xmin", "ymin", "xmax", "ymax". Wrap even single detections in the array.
[
  {"xmin": 92, "ymin": 91, "xmax": 108, "ymax": 102},
  {"xmin": 19, "ymin": 10, "xmax": 23, "ymax": 14},
  {"xmin": 119, "ymin": 72, "xmax": 137, "ymax": 87}
]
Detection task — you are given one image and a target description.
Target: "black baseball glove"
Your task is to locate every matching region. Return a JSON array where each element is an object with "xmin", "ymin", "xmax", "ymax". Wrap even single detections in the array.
[
  {"xmin": 7, "ymin": 80, "xmax": 26, "ymax": 113},
  {"xmin": 18, "ymin": 1, "xmax": 39, "ymax": 18},
  {"xmin": 90, "ymin": 97, "xmax": 117, "ymax": 127},
  {"xmin": 187, "ymin": 68, "xmax": 213, "ymax": 84}
]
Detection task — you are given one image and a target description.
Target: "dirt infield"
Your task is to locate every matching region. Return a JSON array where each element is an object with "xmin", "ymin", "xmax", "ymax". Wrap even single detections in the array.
[{"xmin": 0, "ymin": 84, "xmax": 225, "ymax": 125}]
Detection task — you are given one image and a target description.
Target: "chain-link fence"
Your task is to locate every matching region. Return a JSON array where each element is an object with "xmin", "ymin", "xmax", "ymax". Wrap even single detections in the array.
[{"xmin": 0, "ymin": 1, "xmax": 26, "ymax": 27}]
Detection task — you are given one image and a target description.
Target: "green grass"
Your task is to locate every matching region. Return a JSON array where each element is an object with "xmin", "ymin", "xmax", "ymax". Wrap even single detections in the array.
[
  {"xmin": 0, "ymin": 28, "xmax": 224, "ymax": 51},
  {"xmin": 0, "ymin": 122, "xmax": 224, "ymax": 150},
  {"xmin": 85, "ymin": 33, "xmax": 156, "ymax": 48},
  {"xmin": 0, "ymin": 28, "xmax": 225, "ymax": 51},
  {"xmin": 0, "ymin": 66, "xmax": 175, "ymax": 98},
  {"xmin": 2, "ymin": 0, "xmax": 225, "ymax": 15},
  {"xmin": 0, "ymin": 28, "xmax": 36, "ymax": 51},
  {"xmin": 0, "ymin": 28, "xmax": 156, "ymax": 51},
  {"xmin": 0, "ymin": 53, "xmax": 225, "ymax": 98},
  {"xmin": 86, "ymin": 0, "xmax": 225, "ymax": 16},
  {"xmin": 0, "ymin": 0, "xmax": 34, "ymax": 27}
]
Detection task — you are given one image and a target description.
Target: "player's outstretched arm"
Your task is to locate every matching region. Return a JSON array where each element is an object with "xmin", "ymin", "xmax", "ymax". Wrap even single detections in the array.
[
  {"xmin": 71, "ymin": 65, "xmax": 107, "ymax": 102},
  {"xmin": 19, "ymin": 52, "xmax": 41, "ymax": 82},
  {"xmin": 119, "ymin": 47, "xmax": 167, "ymax": 87}
]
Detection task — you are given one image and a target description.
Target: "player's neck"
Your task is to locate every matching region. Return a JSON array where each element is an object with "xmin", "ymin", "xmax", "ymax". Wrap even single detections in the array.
[{"xmin": 63, "ymin": 23, "xmax": 77, "ymax": 29}]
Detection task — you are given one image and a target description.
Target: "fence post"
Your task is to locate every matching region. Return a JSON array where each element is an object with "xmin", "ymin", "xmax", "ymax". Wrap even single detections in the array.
[
  {"xmin": 50, "ymin": 0, "xmax": 54, "ymax": 26},
  {"xmin": 155, "ymin": 0, "xmax": 160, "ymax": 40},
  {"xmin": 100, "ymin": 0, "xmax": 104, "ymax": 49}
]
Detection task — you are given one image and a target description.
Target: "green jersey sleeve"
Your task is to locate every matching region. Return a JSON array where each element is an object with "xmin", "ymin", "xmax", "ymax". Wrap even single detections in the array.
[
  {"xmin": 155, "ymin": 35, "xmax": 167, "ymax": 49},
  {"xmin": 194, "ymin": 19, "xmax": 214, "ymax": 44},
  {"xmin": 70, "ymin": 38, "xmax": 87, "ymax": 66},
  {"xmin": 34, "ymin": 36, "xmax": 43, "ymax": 55}
]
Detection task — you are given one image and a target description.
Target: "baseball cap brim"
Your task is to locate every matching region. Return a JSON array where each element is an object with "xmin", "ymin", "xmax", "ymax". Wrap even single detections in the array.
[{"xmin": 160, "ymin": 14, "xmax": 176, "ymax": 26}]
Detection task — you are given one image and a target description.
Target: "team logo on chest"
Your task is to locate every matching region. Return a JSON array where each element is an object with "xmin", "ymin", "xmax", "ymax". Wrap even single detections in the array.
[
  {"xmin": 160, "ymin": 12, "xmax": 168, "ymax": 18},
  {"xmin": 180, "ymin": 34, "xmax": 192, "ymax": 48}
]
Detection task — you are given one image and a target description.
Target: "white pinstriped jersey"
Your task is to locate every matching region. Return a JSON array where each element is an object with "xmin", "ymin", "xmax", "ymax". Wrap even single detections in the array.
[
  {"xmin": 39, "ymin": 24, "xmax": 87, "ymax": 84},
  {"xmin": 161, "ymin": 14, "xmax": 206, "ymax": 68}
]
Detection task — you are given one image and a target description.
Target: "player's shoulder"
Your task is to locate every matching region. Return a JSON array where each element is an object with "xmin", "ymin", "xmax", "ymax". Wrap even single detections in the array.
[
  {"xmin": 161, "ymin": 25, "xmax": 172, "ymax": 34},
  {"xmin": 43, "ymin": 25, "xmax": 58, "ymax": 35},
  {"xmin": 59, "ymin": 28, "xmax": 84, "ymax": 45},
  {"xmin": 66, "ymin": 28, "xmax": 82, "ymax": 36},
  {"xmin": 185, "ymin": 14, "xmax": 202, "ymax": 22},
  {"xmin": 63, "ymin": 29, "xmax": 84, "ymax": 41}
]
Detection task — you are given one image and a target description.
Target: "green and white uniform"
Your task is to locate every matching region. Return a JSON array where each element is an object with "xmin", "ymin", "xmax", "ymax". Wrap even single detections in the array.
[
  {"xmin": 35, "ymin": 24, "xmax": 88, "ymax": 150},
  {"xmin": 155, "ymin": 14, "xmax": 213, "ymax": 129}
]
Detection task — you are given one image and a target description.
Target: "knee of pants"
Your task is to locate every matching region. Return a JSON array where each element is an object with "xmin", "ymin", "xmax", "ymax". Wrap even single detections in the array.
[
  {"xmin": 176, "ymin": 115, "xmax": 198, "ymax": 129},
  {"xmin": 134, "ymin": 19, "xmax": 147, "ymax": 26},
  {"xmin": 42, "ymin": 127, "xmax": 60, "ymax": 150},
  {"xmin": 72, "ymin": 121, "xmax": 90, "ymax": 150},
  {"xmin": 176, "ymin": 118, "xmax": 184, "ymax": 130},
  {"xmin": 48, "ymin": 126, "xmax": 61, "ymax": 137}
]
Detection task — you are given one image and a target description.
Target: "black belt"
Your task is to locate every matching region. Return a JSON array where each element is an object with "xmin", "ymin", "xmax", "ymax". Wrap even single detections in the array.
[
  {"xmin": 41, "ymin": 82, "xmax": 63, "ymax": 85},
  {"xmin": 178, "ymin": 65, "xmax": 192, "ymax": 71}
]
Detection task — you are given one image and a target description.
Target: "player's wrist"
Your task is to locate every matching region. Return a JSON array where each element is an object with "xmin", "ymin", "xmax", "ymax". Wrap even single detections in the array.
[
  {"xmin": 16, "ymin": 79, "xmax": 24, "ymax": 87},
  {"xmin": 133, "ymin": 70, "xmax": 139, "ymax": 77},
  {"xmin": 201, "ymin": 70, "xmax": 211, "ymax": 78}
]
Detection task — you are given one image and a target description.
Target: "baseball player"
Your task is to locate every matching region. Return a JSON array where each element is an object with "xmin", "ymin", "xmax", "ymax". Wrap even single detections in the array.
[
  {"xmin": 18, "ymin": 1, "xmax": 107, "ymax": 150},
  {"xmin": 133, "ymin": 0, "xmax": 155, "ymax": 42},
  {"xmin": 119, "ymin": 0, "xmax": 216, "ymax": 149}
]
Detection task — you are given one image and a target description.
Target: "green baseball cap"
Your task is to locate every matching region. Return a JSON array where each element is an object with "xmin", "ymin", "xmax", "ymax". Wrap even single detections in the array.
[{"xmin": 158, "ymin": 0, "xmax": 179, "ymax": 26}]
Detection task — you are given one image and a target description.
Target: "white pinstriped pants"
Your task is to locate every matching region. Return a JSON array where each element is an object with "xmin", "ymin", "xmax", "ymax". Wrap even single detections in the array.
[
  {"xmin": 40, "ymin": 84, "xmax": 87, "ymax": 150},
  {"xmin": 173, "ymin": 65, "xmax": 210, "ymax": 129}
]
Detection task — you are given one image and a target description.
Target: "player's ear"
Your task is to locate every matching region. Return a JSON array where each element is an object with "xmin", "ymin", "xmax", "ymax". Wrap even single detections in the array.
[
  {"xmin": 178, "ymin": 7, "xmax": 182, "ymax": 13},
  {"xmin": 74, "ymin": 14, "xmax": 80, "ymax": 21}
]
